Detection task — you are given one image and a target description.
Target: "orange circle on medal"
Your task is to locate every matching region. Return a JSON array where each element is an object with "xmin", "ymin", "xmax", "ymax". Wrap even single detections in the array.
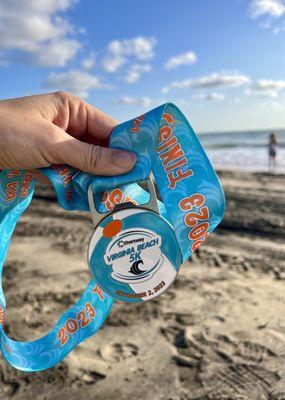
[{"xmin": 103, "ymin": 219, "xmax": 122, "ymax": 238}]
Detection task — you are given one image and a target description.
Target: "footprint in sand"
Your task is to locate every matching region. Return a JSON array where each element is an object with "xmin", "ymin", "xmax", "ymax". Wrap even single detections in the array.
[
  {"xmin": 197, "ymin": 363, "xmax": 280, "ymax": 400},
  {"xmin": 161, "ymin": 324, "xmax": 282, "ymax": 400},
  {"xmin": 52, "ymin": 228, "xmax": 89, "ymax": 254},
  {"xmin": 98, "ymin": 343, "xmax": 139, "ymax": 362},
  {"xmin": 2, "ymin": 261, "xmax": 25, "ymax": 290},
  {"xmin": 235, "ymin": 339, "xmax": 277, "ymax": 362},
  {"xmin": 270, "ymin": 394, "xmax": 285, "ymax": 400}
]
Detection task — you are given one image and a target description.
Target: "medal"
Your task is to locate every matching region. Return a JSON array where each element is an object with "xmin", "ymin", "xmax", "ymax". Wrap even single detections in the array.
[{"xmin": 88, "ymin": 178, "xmax": 182, "ymax": 302}]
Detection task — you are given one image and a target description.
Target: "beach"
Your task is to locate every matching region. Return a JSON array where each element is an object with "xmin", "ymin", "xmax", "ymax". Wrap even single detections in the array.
[
  {"xmin": 199, "ymin": 129, "xmax": 285, "ymax": 174},
  {"xmin": 1, "ymin": 169, "xmax": 285, "ymax": 400}
]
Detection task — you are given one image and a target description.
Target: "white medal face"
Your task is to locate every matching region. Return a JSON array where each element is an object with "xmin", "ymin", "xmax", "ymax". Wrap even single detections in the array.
[
  {"xmin": 88, "ymin": 207, "xmax": 182, "ymax": 303},
  {"xmin": 104, "ymin": 228, "xmax": 163, "ymax": 284}
]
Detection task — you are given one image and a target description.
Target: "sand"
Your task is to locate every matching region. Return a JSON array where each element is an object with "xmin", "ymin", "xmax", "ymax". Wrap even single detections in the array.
[{"xmin": 0, "ymin": 170, "xmax": 285, "ymax": 400}]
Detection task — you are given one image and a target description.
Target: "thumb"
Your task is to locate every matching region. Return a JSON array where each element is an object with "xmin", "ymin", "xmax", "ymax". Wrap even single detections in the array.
[{"xmin": 49, "ymin": 129, "xmax": 137, "ymax": 175}]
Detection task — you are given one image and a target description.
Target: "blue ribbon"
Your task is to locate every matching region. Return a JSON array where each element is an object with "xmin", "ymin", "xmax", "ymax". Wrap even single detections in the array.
[{"xmin": 0, "ymin": 103, "xmax": 225, "ymax": 371}]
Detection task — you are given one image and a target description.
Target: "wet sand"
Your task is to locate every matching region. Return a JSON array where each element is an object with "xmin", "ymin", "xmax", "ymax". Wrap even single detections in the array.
[{"xmin": 1, "ymin": 170, "xmax": 285, "ymax": 400}]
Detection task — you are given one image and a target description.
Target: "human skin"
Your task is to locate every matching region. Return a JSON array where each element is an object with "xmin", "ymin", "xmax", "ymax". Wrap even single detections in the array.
[{"xmin": 0, "ymin": 91, "xmax": 137, "ymax": 175}]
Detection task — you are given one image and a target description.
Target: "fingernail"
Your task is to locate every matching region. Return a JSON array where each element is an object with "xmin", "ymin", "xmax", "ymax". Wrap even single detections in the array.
[{"xmin": 113, "ymin": 150, "xmax": 136, "ymax": 169}]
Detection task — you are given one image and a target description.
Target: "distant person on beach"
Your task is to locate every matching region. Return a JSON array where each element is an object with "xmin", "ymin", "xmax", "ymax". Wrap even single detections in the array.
[
  {"xmin": 268, "ymin": 133, "xmax": 278, "ymax": 172},
  {"xmin": 0, "ymin": 92, "xmax": 136, "ymax": 175}
]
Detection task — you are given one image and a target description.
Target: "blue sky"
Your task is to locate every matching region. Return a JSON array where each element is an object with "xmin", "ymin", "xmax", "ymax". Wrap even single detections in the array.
[{"xmin": 0, "ymin": 0, "xmax": 284, "ymax": 132}]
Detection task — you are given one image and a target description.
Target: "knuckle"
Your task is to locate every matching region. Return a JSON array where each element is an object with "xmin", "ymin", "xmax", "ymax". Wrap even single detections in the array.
[
  {"xmin": 54, "ymin": 91, "xmax": 82, "ymax": 110},
  {"xmin": 86, "ymin": 145, "xmax": 103, "ymax": 171},
  {"xmin": 53, "ymin": 91, "xmax": 70, "ymax": 111},
  {"xmin": 54, "ymin": 90, "xmax": 69, "ymax": 100},
  {"xmin": 54, "ymin": 90, "xmax": 80, "ymax": 103}
]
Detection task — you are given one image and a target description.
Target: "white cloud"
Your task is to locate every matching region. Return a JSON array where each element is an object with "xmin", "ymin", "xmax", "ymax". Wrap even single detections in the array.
[
  {"xmin": 253, "ymin": 79, "xmax": 285, "ymax": 91},
  {"xmin": 124, "ymin": 64, "xmax": 152, "ymax": 84},
  {"xmin": 113, "ymin": 96, "xmax": 154, "ymax": 108},
  {"xmin": 249, "ymin": 1, "xmax": 285, "ymax": 33},
  {"xmin": 261, "ymin": 100, "xmax": 282, "ymax": 109},
  {"xmin": 43, "ymin": 70, "xmax": 110, "ymax": 98},
  {"xmin": 102, "ymin": 36, "xmax": 156, "ymax": 73},
  {"xmin": 194, "ymin": 92, "xmax": 225, "ymax": 102},
  {"xmin": 108, "ymin": 37, "xmax": 156, "ymax": 60},
  {"xmin": 0, "ymin": 0, "xmax": 81, "ymax": 67},
  {"xmin": 102, "ymin": 54, "xmax": 126, "ymax": 73},
  {"xmin": 247, "ymin": 78, "xmax": 285, "ymax": 98},
  {"xmin": 28, "ymin": 39, "xmax": 80, "ymax": 68},
  {"xmin": 246, "ymin": 88, "xmax": 279, "ymax": 98},
  {"xmin": 81, "ymin": 52, "xmax": 96, "ymax": 70},
  {"xmin": 163, "ymin": 72, "xmax": 250, "ymax": 93},
  {"xmin": 273, "ymin": 24, "xmax": 285, "ymax": 32},
  {"xmin": 258, "ymin": 20, "xmax": 273, "ymax": 28},
  {"xmin": 262, "ymin": 90, "xmax": 279, "ymax": 97},
  {"xmin": 164, "ymin": 51, "xmax": 197, "ymax": 70},
  {"xmin": 250, "ymin": 0, "xmax": 285, "ymax": 18}
]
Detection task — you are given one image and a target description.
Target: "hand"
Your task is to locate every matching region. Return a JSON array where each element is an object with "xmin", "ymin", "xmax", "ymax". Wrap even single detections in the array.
[{"xmin": 0, "ymin": 92, "xmax": 136, "ymax": 175}]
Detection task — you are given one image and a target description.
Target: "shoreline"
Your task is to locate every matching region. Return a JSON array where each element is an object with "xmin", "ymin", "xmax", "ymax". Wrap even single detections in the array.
[{"xmin": 216, "ymin": 167, "xmax": 285, "ymax": 176}]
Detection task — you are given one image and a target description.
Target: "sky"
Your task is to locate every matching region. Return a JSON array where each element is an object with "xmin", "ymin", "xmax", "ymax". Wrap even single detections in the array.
[{"xmin": 0, "ymin": 0, "xmax": 284, "ymax": 133}]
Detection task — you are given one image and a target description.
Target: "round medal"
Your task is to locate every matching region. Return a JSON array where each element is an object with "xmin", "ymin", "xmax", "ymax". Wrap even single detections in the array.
[{"xmin": 88, "ymin": 206, "xmax": 182, "ymax": 302}]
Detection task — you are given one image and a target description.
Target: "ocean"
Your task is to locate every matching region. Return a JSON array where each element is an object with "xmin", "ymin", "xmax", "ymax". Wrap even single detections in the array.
[{"xmin": 198, "ymin": 129, "xmax": 285, "ymax": 173}]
